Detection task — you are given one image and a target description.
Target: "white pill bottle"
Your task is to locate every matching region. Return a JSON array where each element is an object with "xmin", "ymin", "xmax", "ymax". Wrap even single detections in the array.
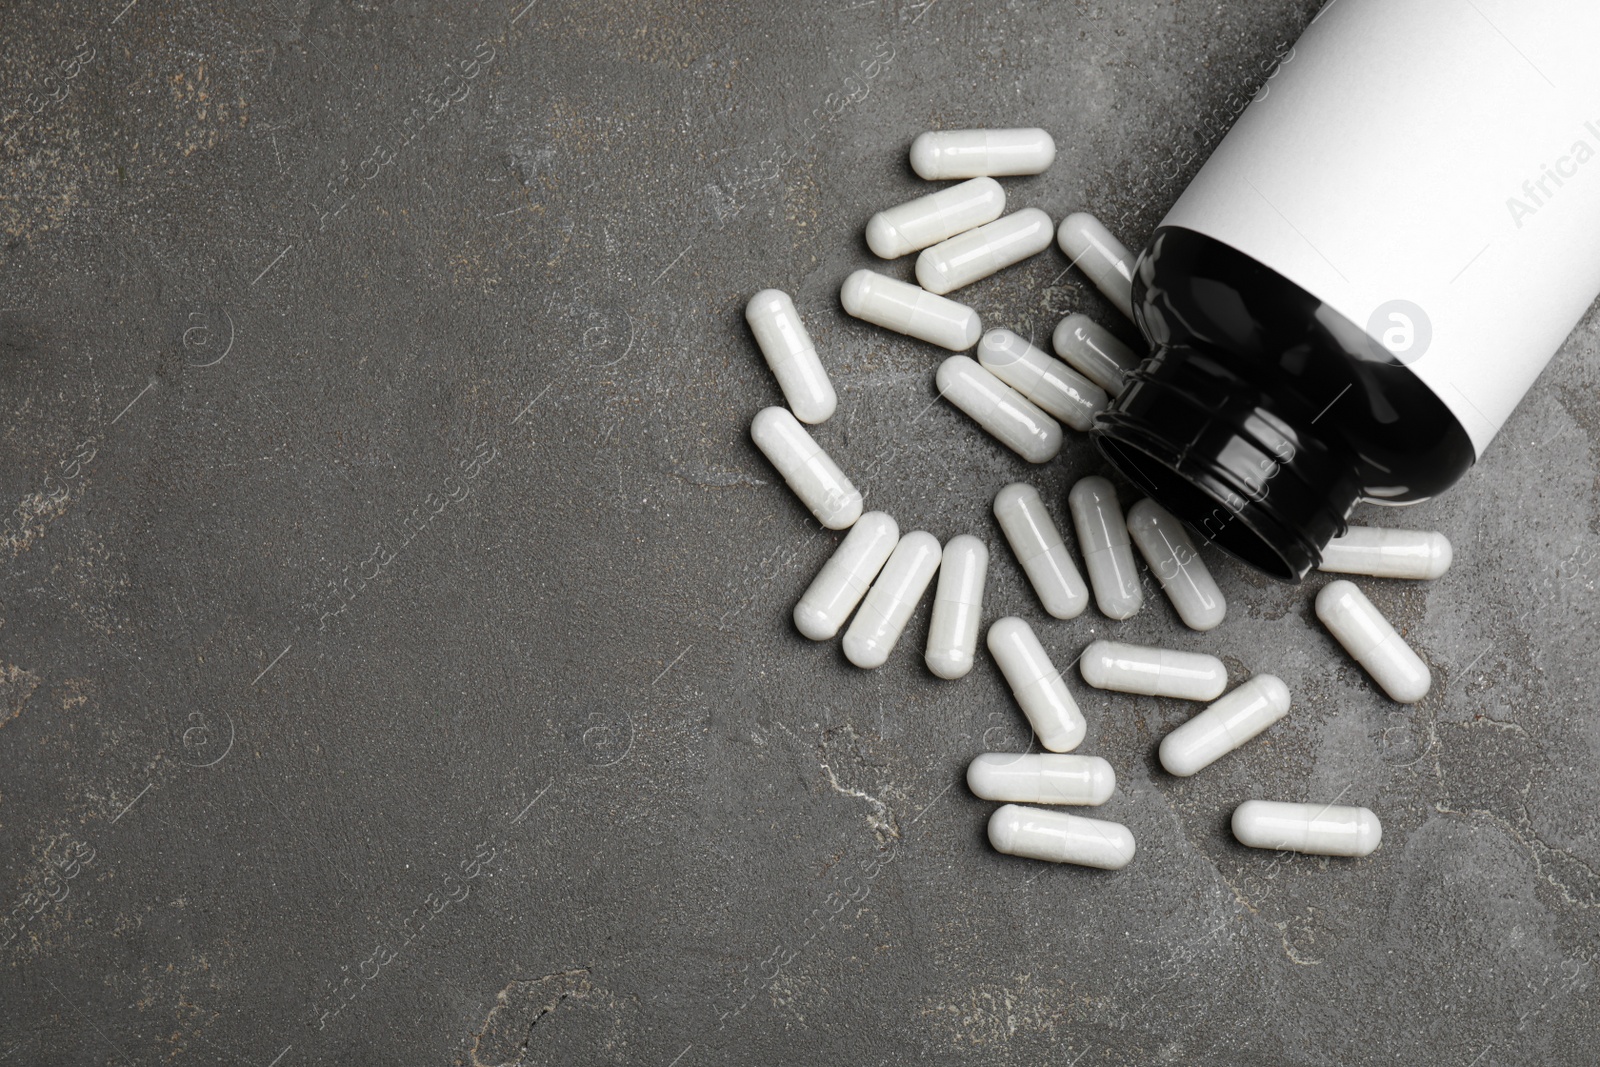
[{"xmin": 1093, "ymin": 0, "xmax": 1600, "ymax": 580}]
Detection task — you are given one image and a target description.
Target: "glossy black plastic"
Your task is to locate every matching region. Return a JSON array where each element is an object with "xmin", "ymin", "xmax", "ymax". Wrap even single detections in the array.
[{"xmin": 1091, "ymin": 226, "xmax": 1475, "ymax": 582}]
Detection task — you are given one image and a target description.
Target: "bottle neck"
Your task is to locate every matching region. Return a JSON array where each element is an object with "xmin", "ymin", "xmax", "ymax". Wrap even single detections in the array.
[
  {"xmin": 1094, "ymin": 342, "xmax": 1361, "ymax": 581},
  {"xmin": 1090, "ymin": 226, "xmax": 1474, "ymax": 582}
]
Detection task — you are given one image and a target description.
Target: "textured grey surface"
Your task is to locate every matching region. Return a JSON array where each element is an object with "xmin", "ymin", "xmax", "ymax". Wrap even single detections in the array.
[{"xmin": 2, "ymin": 1, "xmax": 1598, "ymax": 1064}]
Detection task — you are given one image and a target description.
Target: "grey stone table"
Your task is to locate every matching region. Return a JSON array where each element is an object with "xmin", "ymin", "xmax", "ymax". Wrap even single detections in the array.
[{"xmin": 3, "ymin": 1, "xmax": 1596, "ymax": 1063}]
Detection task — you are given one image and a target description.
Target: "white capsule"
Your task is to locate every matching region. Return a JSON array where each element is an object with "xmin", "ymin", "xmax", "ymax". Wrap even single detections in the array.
[
  {"xmin": 936, "ymin": 356, "xmax": 1062, "ymax": 464},
  {"xmin": 744, "ymin": 289, "xmax": 837, "ymax": 425},
  {"xmin": 1318, "ymin": 527, "xmax": 1453, "ymax": 580},
  {"xmin": 925, "ymin": 534, "xmax": 988, "ymax": 680},
  {"xmin": 792, "ymin": 512, "xmax": 899, "ymax": 641},
  {"xmin": 967, "ymin": 753, "xmax": 1115, "ymax": 806},
  {"xmin": 843, "ymin": 530, "xmax": 941, "ymax": 669},
  {"xmin": 1314, "ymin": 579, "xmax": 1431, "ymax": 703},
  {"xmin": 1232, "ymin": 800, "xmax": 1383, "ymax": 858},
  {"xmin": 1057, "ymin": 212, "xmax": 1135, "ymax": 321},
  {"xmin": 751, "ymin": 407, "xmax": 863, "ymax": 530},
  {"xmin": 910, "ymin": 128, "xmax": 1056, "ymax": 180},
  {"xmin": 1159, "ymin": 675, "xmax": 1290, "ymax": 777},
  {"xmin": 1051, "ymin": 313, "xmax": 1140, "ymax": 397},
  {"xmin": 988, "ymin": 804, "xmax": 1135, "ymax": 869},
  {"xmin": 1126, "ymin": 498, "xmax": 1226, "ymax": 632},
  {"xmin": 992, "ymin": 483, "xmax": 1089, "ymax": 620},
  {"xmin": 840, "ymin": 269, "xmax": 982, "ymax": 351},
  {"xmin": 1079, "ymin": 639, "xmax": 1227, "ymax": 702},
  {"xmin": 1067, "ymin": 476, "xmax": 1142, "ymax": 619},
  {"xmin": 866, "ymin": 176, "xmax": 1006, "ymax": 259},
  {"xmin": 987, "ymin": 617, "xmax": 1085, "ymax": 753},
  {"xmin": 915, "ymin": 208, "xmax": 1055, "ymax": 295},
  {"xmin": 977, "ymin": 328, "xmax": 1107, "ymax": 433}
]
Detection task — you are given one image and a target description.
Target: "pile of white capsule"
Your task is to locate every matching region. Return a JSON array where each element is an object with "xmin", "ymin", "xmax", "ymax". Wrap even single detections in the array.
[{"xmin": 746, "ymin": 128, "xmax": 1450, "ymax": 870}]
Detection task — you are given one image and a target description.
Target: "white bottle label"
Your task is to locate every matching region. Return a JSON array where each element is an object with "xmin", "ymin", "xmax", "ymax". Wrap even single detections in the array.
[{"xmin": 1162, "ymin": 0, "xmax": 1600, "ymax": 456}]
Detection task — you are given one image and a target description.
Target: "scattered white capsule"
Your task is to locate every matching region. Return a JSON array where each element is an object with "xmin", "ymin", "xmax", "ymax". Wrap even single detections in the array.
[
  {"xmin": 1079, "ymin": 640, "xmax": 1227, "ymax": 702},
  {"xmin": 866, "ymin": 176, "xmax": 1006, "ymax": 259},
  {"xmin": 1067, "ymin": 476, "xmax": 1142, "ymax": 619},
  {"xmin": 792, "ymin": 512, "xmax": 899, "ymax": 641},
  {"xmin": 937, "ymin": 356, "xmax": 1062, "ymax": 464},
  {"xmin": 744, "ymin": 289, "xmax": 837, "ymax": 425},
  {"xmin": 1052, "ymin": 313, "xmax": 1140, "ymax": 396},
  {"xmin": 925, "ymin": 534, "xmax": 988, "ymax": 680},
  {"xmin": 967, "ymin": 753, "xmax": 1115, "ymax": 806},
  {"xmin": 915, "ymin": 208, "xmax": 1055, "ymax": 295},
  {"xmin": 1232, "ymin": 800, "xmax": 1383, "ymax": 858},
  {"xmin": 976, "ymin": 329, "xmax": 1107, "ymax": 433},
  {"xmin": 1126, "ymin": 498, "xmax": 1226, "ymax": 631},
  {"xmin": 751, "ymin": 407, "xmax": 863, "ymax": 530},
  {"xmin": 987, "ymin": 617, "xmax": 1085, "ymax": 753},
  {"xmin": 1318, "ymin": 527, "xmax": 1453, "ymax": 580},
  {"xmin": 987, "ymin": 804, "xmax": 1135, "ymax": 869},
  {"xmin": 1315, "ymin": 579, "xmax": 1431, "ymax": 703},
  {"xmin": 843, "ymin": 530, "xmax": 941, "ymax": 669},
  {"xmin": 992, "ymin": 483, "xmax": 1089, "ymax": 620},
  {"xmin": 840, "ymin": 269, "xmax": 982, "ymax": 351},
  {"xmin": 1159, "ymin": 675, "xmax": 1290, "ymax": 777},
  {"xmin": 909, "ymin": 127, "xmax": 1056, "ymax": 180},
  {"xmin": 1057, "ymin": 212, "xmax": 1135, "ymax": 321}
]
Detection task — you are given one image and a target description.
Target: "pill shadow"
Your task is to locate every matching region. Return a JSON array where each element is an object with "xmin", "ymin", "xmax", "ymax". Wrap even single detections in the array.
[
  {"xmin": 1138, "ymin": 728, "xmax": 1172, "ymax": 784},
  {"xmin": 966, "ymin": 807, "xmax": 997, "ymax": 858},
  {"xmin": 894, "ymin": 138, "xmax": 919, "ymax": 183},
  {"xmin": 0, "ymin": 308, "xmax": 43, "ymax": 358},
  {"xmin": 1215, "ymin": 807, "xmax": 1245, "ymax": 851}
]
